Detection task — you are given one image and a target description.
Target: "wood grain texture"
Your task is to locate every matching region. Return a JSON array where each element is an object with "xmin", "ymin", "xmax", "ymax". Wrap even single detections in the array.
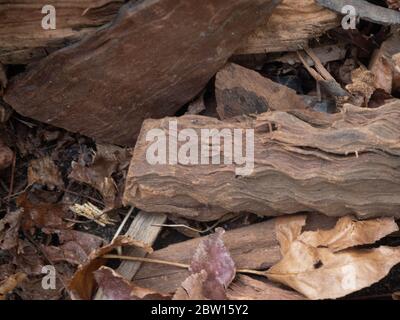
[
  {"xmin": 236, "ymin": 0, "xmax": 340, "ymax": 54},
  {"xmin": 133, "ymin": 220, "xmax": 282, "ymax": 294},
  {"xmin": 4, "ymin": 0, "xmax": 279, "ymax": 146},
  {"xmin": 0, "ymin": 0, "xmax": 124, "ymax": 64},
  {"xmin": 124, "ymin": 101, "xmax": 400, "ymax": 221}
]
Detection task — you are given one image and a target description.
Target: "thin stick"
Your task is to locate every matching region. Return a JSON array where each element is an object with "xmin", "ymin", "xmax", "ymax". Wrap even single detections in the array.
[
  {"xmin": 102, "ymin": 254, "xmax": 268, "ymax": 277},
  {"xmin": 6, "ymin": 153, "xmax": 16, "ymax": 214},
  {"xmin": 113, "ymin": 207, "xmax": 135, "ymax": 241},
  {"xmin": 152, "ymin": 218, "xmax": 223, "ymax": 235}
]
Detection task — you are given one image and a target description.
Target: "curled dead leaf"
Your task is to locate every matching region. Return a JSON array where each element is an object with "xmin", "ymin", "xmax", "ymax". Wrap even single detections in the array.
[
  {"xmin": 94, "ymin": 266, "xmax": 170, "ymax": 300},
  {"xmin": 267, "ymin": 215, "xmax": 400, "ymax": 300},
  {"xmin": 28, "ymin": 156, "xmax": 64, "ymax": 189},
  {"xmin": 68, "ymin": 236, "xmax": 152, "ymax": 300}
]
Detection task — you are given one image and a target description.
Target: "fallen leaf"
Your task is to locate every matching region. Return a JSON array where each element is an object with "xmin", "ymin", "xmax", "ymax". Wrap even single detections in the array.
[
  {"xmin": 94, "ymin": 266, "xmax": 170, "ymax": 300},
  {"xmin": 0, "ymin": 272, "xmax": 26, "ymax": 300},
  {"xmin": 275, "ymin": 215, "xmax": 307, "ymax": 255},
  {"xmin": 68, "ymin": 236, "xmax": 152, "ymax": 300},
  {"xmin": 227, "ymin": 275, "xmax": 305, "ymax": 300},
  {"xmin": 267, "ymin": 215, "xmax": 400, "ymax": 300},
  {"xmin": 28, "ymin": 156, "xmax": 64, "ymax": 189},
  {"xmin": 268, "ymin": 241, "xmax": 400, "ymax": 300},
  {"xmin": 0, "ymin": 210, "xmax": 23, "ymax": 250},
  {"xmin": 298, "ymin": 216, "xmax": 399, "ymax": 252},
  {"xmin": 16, "ymin": 193, "xmax": 72, "ymax": 234},
  {"xmin": 42, "ymin": 230, "xmax": 105, "ymax": 265},
  {"xmin": 188, "ymin": 228, "xmax": 236, "ymax": 300},
  {"xmin": 0, "ymin": 139, "xmax": 13, "ymax": 170},
  {"xmin": 69, "ymin": 143, "xmax": 131, "ymax": 211},
  {"xmin": 173, "ymin": 271, "xmax": 209, "ymax": 300}
]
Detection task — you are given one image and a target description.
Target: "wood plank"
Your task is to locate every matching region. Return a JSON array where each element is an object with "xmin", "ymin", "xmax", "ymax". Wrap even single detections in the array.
[
  {"xmin": 133, "ymin": 220, "xmax": 282, "ymax": 294},
  {"xmin": 94, "ymin": 211, "xmax": 167, "ymax": 300}
]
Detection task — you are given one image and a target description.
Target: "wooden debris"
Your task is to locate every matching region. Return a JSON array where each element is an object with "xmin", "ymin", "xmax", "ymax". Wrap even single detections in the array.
[
  {"xmin": 236, "ymin": 0, "xmax": 340, "ymax": 54},
  {"xmin": 124, "ymin": 101, "xmax": 400, "ymax": 221},
  {"xmin": 133, "ymin": 220, "xmax": 282, "ymax": 294},
  {"xmin": 215, "ymin": 63, "xmax": 309, "ymax": 119},
  {"xmin": 94, "ymin": 211, "xmax": 167, "ymax": 300},
  {"xmin": 316, "ymin": 0, "xmax": 400, "ymax": 25},
  {"xmin": 69, "ymin": 202, "xmax": 115, "ymax": 227},
  {"xmin": 4, "ymin": 0, "xmax": 279, "ymax": 146},
  {"xmin": 0, "ymin": 1, "xmax": 124, "ymax": 65}
]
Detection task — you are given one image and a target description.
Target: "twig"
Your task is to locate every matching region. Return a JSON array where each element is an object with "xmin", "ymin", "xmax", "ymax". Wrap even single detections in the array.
[
  {"xmin": 6, "ymin": 153, "xmax": 16, "ymax": 214},
  {"xmin": 112, "ymin": 207, "xmax": 135, "ymax": 241},
  {"xmin": 152, "ymin": 217, "xmax": 224, "ymax": 235}
]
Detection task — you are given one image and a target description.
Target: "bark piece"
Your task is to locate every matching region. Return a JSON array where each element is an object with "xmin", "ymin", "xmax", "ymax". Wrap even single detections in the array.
[
  {"xmin": 316, "ymin": 0, "xmax": 400, "ymax": 25},
  {"xmin": 4, "ymin": 0, "xmax": 279, "ymax": 146},
  {"xmin": 124, "ymin": 101, "xmax": 400, "ymax": 221},
  {"xmin": 236, "ymin": 0, "xmax": 340, "ymax": 54},
  {"xmin": 0, "ymin": 1, "xmax": 125, "ymax": 65},
  {"xmin": 133, "ymin": 220, "xmax": 282, "ymax": 294},
  {"xmin": 215, "ymin": 63, "xmax": 308, "ymax": 119}
]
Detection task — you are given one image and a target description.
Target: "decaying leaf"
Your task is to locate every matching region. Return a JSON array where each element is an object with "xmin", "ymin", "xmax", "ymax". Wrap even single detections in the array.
[
  {"xmin": 173, "ymin": 271, "xmax": 209, "ymax": 300},
  {"xmin": 69, "ymin": 202, "xmax": 115, "ymax": 227},
  {"xmin": 298, "ymin": 216, "xmax": 399, "ymax": 252},
  {"xmin": 42, "ymin": 230, "xmax": 105, "ymax": 265},
  {"xmin": 227, "ymin": 275, "xmax": 305, "ymax": 300},
  {"xmin": 275, "ymin": 215, "xmax": 307, "ymax": 255},
  {"xmin": 267, "ymin": 215, "xmax": 400, "ymax": 300},
  {"xmin": 178, "ymin": 228, "xmax": 236, "ymax": 300},
  {"xmin": 69, "ymin": 143, "xmax": 131, "ymax": 211},
  {"xmin": 0, "ymin": 210, "xmax": 23, "ymax": 250},
  {"xmin": 0, "ymin": 139, "xmax": 13, "ymax": 170},
  {"xmin": 94, "ymin": 266, "xmax": 170, "ymax": 300},
  {"xmin": 346, "ymin": 67, "xmax": 377, "ymax": 107},
  {"xmin": 28, "ymin": 156, "xmax": 64, "ymax": 189},
  {"xmin": 68, "ymin": 236, "xmax": 152, "ymax": 300},
  {"xmin": 16, "ymin": 193, "xmax": 72, "ymax": 234},
  {"xmin": 0, "ymin": 272, "xmax": 26, "ymax": 300}
]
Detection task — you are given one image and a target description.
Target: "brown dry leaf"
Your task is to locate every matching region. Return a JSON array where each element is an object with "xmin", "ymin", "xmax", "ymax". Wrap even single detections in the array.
[
  {"xmin": 0, "ymin": 272, "xmax": 26, "ymax": 300},
  {"xmin": 268, "ymin": 241, "xmax": 400, "ymax": 300},
  {"xmin": 298, "ymin": 216, "xmax": 399, "ymax": 252},
  {"xmin": 275, "ymin": 215, "xmax": 307, "ymax": 255},
  {"xmin": 187, "ymin": 228, "xmax": 236, "ymax": 300},
  {"xmin": 173, "ymin": 271, "xmax": 209, "ymax": 300},
  {"xmin": 42, "ymin": 230, "xmax": 105, "ymax": 265},
  {"xmin": 387, "ymin": 0, "xmax": 400, "ymax": 10},
  {"xmin": 267, "ymin": 215, "xmax": 400, "ymax": 300},
  {"xmin": 68, "ymin": 236, "xmax": 152, "ymax": 300},
  {"xmin": 0, "ymin": 210, "xmax": 23, "ymax": 250},
  {"xmin": 227, "ymin": 275, "xmax": 305, "ymax": 300},
  {"xmin": 346, "ymin": 67, "xmax": 377, "ymax": 107},
  {"xmin": 0, "ymin": 139, "xmax": 13, "ymax": 170},
  {"xmin": 69, "ymin": 143, "xmax": 131, "ymax": 211},
  {"xmin": 94, "ymin": 266, "xmax": 170, "ymax": 300},
  {"xmin": 28, "ymin": 156, "xmax": 64, "ymax": 189},
  {"xmin": 16, "ymin": 193, "xmax": 72, "ymax": 234}
]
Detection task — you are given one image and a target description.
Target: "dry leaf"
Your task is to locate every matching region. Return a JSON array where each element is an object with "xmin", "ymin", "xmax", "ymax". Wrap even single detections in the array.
[
  {"xmin": 94, "ymin": 266, "xmax": 170, "ymax": 300},
  {"xmin": 298, "ymin": 216, "xmax": 399, "ymax": 252},
  {"xmin": 188, "ymin": 228, "xmax": 236, "ymax": 300},
  {"xmin": 0, "ymin": 272, "xmax": 26, "ymax": 300},
  {"xmin": 69, "ymin": 143, "xmax": 131, "ymax": 211},
  {"xmin": 0, "ymin": 139, "xmax": 13, "ymax": 170},
  {"xmin": 16, "ymin": 193, "xmax": 72, "ymax": 234},
  {"xmin": 267, "ymin": 215, "xmax": 400, "ymax": 300},
  {"xmin": 227, "ymin": 275, "xmax": 305, "ymax": 300},
  {"xmin": 173, "ymin": 271, "xmax": 209, "ymax": 300},
  {"xmin": 268, "ymin": 241, "xmax": 400, "ymax": 300},
  {"xmin": 68, "ymin": 236, "xmax": 152, "ymax": 300},
  {"xmin": 28, "ymin": 156, "xmax": 64, "ymax": 189},
  {"xmin": 275, "ymin": 215, "xmax": 307, "ymax": 255},
  {"xmin": 0, "ymin": 210, "xmax": 23, "ymax": 250},
  {"xmin": 42, "ymin": 230, "xmax": 105, "ymax": 265}
]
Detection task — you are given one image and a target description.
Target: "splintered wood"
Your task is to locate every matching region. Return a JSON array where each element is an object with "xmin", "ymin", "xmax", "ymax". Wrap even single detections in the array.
[{"xmin": 124, "ymin": 101, "xmax": 400, "ymax": 221}]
